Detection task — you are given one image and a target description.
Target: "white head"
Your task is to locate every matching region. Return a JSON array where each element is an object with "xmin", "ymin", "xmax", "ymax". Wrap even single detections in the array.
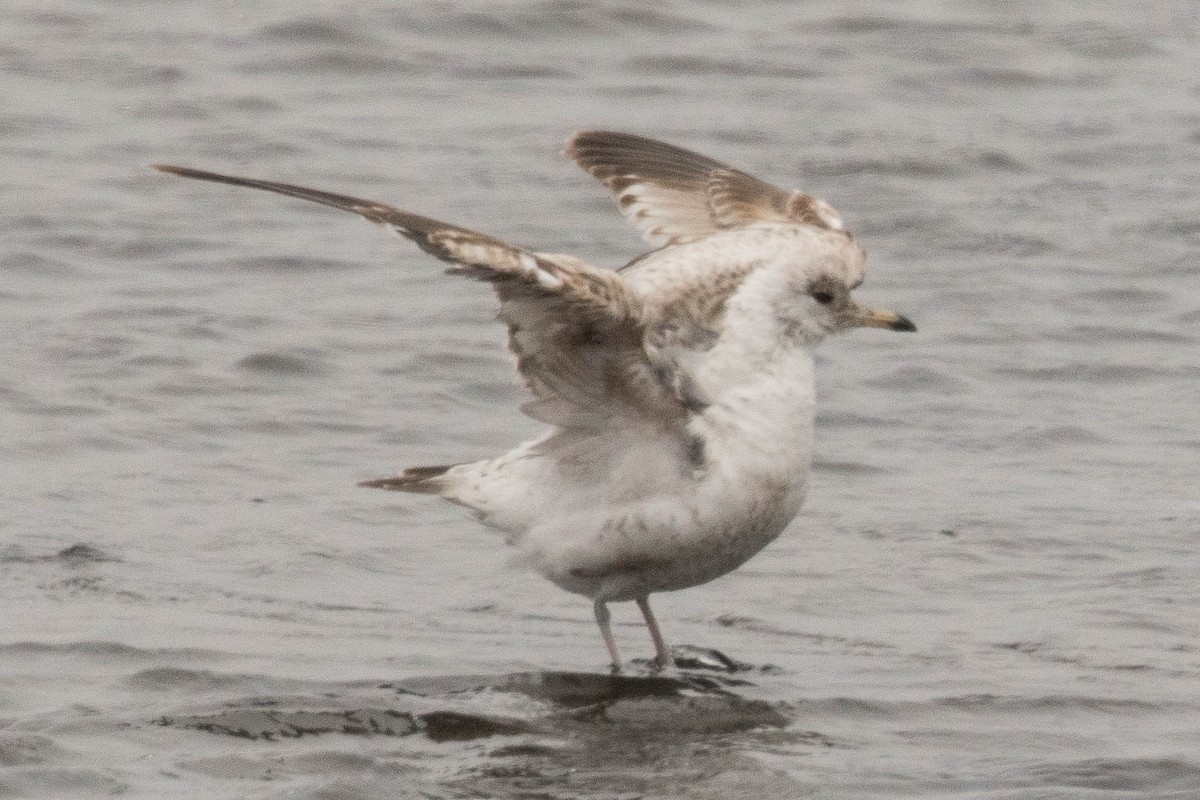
[{"xmin": 736, "ymin": 228, "xmax": 915, "ymax": 348}]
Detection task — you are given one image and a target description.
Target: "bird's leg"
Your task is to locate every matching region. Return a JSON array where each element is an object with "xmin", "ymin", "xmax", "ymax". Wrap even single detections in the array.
[
  {"xmin": 593, "ymin": 598, "xmax": 622, "ymax": 672},
  {"xmin": 636, "ymin": 595, "xmax": 673, "ymax": 669}
]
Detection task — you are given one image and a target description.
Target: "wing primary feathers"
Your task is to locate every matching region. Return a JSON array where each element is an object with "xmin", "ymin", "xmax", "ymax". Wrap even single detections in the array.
[
  {"xmin": 154, "ymin": 160, "xmax": 699, "ymax": 431},
  {"xmin": 152, "ymin": 163, "xmax": 526, "ymax": 270},
  {"xmin": 565, "ymin": 130, "xmax": 847, "ymax": 242}
]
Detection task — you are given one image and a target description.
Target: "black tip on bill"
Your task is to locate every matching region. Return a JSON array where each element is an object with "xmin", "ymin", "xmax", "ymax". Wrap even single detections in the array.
[{"xmin": 892, "ymin": 314, "xmax": 917, "ymax": 333}]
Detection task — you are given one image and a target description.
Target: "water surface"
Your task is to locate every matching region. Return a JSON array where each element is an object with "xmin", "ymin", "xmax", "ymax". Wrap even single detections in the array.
[{"xmin": 2, "ymin": 1, "xmax": 1198, "ymax": 797}]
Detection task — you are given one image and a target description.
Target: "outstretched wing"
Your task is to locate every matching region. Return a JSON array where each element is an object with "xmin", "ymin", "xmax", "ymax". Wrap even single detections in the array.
[
  {"xmin": 152, "ymin": 164, "xmax": 694, "ymax": 429},
  {"xmin": 565, "ymin": 130, "xmax": 846, "ymax": 246}
]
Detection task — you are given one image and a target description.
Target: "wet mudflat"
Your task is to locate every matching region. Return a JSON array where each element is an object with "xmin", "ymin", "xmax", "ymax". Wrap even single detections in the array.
[{"xmin": 155, "ymin": 665, "xmax": 803, "ymax": 798}]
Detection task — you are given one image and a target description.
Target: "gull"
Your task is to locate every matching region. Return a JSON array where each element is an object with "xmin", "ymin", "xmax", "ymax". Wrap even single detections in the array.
[{"xmin": 154, "ymin": 131, "xmax": 915, "ymax": 671}]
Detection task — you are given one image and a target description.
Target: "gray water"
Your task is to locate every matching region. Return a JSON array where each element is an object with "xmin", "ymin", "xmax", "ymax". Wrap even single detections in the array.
[{"xmin": 3, "ymin": 1, "xmax": 1199, "ymax": 797}]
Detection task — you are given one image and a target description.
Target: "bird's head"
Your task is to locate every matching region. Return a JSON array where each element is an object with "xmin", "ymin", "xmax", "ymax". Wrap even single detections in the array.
[{"xmin": 756, "ymin": 231, "xmax": 916, "ymax": 345}]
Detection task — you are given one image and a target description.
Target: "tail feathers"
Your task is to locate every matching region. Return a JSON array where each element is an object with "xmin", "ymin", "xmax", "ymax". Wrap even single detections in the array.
[{"xmin": 358, "ymin": 464, "xmax": 456, "ymax": 494}]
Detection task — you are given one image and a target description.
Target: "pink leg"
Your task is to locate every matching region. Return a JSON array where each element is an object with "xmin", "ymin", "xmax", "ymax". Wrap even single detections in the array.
[
  {"xmin": 593, "ymin": 599, "xmax": 622, "ymax": 671},
  {"xmin": 636, "ymin": 595, "xmax": 673, "ymax": 668}
]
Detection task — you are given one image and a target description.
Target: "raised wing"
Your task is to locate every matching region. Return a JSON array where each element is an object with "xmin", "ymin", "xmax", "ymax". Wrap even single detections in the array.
[
  {"xmin": 566, "ymin": 130, "xmax": 846, "ymax": 246},
  {"xmin": 152, "ymin": 164, "xmax": 694, "ymax": 430}
]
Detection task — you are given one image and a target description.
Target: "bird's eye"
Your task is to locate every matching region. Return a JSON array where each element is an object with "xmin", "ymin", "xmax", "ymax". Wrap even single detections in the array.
[{"xmin": 810, "ymin": 291, "xmax": 835, "ymax": 305}]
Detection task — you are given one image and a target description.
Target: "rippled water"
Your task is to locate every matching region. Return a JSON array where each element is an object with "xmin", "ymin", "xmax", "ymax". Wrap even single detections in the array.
[{"xmin": 3, "ymin": 1, "xmax": 1199, "ymax": 797}]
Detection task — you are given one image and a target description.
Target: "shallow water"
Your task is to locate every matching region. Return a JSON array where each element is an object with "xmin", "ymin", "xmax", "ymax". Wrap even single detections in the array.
[{"xmin": 2, "ymin": 0, "xmax": 1199, "ymax": 797}]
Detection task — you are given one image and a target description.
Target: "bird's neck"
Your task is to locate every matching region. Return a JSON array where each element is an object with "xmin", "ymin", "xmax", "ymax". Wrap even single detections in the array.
[{"xmin": 695, "ymin": 347, "xmax": 816, "ymax": 471}]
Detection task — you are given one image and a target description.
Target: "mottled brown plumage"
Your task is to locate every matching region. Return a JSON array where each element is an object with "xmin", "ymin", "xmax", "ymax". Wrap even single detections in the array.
[
  {"xmin": 565, "ymin": 130, "xmax": 845, "ymax": 246},
  {"xmin": 153, "ymin": 133, "xmax": 914, "ymax": 671},
  {"xmin": 151, "ymin": 163, "xmax": 694, "ymax": 431}
]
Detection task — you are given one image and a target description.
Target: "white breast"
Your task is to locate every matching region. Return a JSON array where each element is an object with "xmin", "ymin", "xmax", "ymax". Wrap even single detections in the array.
[{"xmin": 513, "ymin": 349, "xmax": 816, "ymax": 602}]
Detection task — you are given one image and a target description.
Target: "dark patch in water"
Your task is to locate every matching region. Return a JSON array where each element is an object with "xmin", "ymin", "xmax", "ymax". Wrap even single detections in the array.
[
  {"xmin": 813, "ymin": 459, "xmax": 891, "ymax": 476},
  {"xmin": 55, "ymin": 543, "xmax": 119, "ymax": 565},
  {"xmin": 390, "ymin": 671, "xmax": 694, "ymax": 707},
  {"xmin": 236, "ymin": 351, "xmax": 325, "ymax": 375},
  {"xmin": 258, "ymin": 17, "xmax": 378, "ymax": 47},
  {"xmin": 125, "ymin": 667, "xmax": 240, "ymax": 692},
  {"xmin": 158, "ymin": 708, "xmax": 422, "ymax": 740},
  {"xmin": 157, "ymin": 669, "xmax": 790, "ymax": 744},
  {"xmin": 421, "ymin": 710, "xmax": 532, "ymax": 742},
  {"xmin": 571, "ymin": 694, "xmax": 786, "ymax": 734},
  {"xmin": 0, "ymin": 733, "xmax": 62, "ymax": 767},
  {"xmin": 865, "ymin": 365, "xmax": 971, "ymax": 394}
]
